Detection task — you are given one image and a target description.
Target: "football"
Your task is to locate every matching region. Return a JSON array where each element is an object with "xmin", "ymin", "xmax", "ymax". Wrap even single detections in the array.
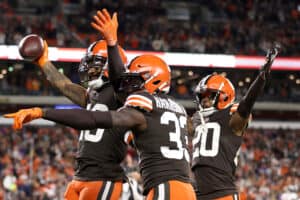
[{"xmin": 18, "ymin": 34, "xmax": 44, "ymax": 61}]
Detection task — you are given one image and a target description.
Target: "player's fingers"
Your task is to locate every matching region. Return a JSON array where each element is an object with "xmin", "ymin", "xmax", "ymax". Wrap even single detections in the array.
[
  {"xmin": 43, "ymin": 40, "xmax": 48, "ymax": 50},
  {"xmin": 41, "ymin": 40, "xmax": 48, "ymax": 58},
  {"xmin": 18, "ymin": 114, "xmax": 26, "ymax": 124},
  {"xmin": 91, "ymin": 22, "xmax": 104, "ymax": 32},
  {"xmin": 3, "ymin": 113, "xmax": 17, "ymax": 118},
  {"xmin": 96, "ymin": 10, "xmax": 108, "ymax": 23},
  {"xmin": 13, "ymin": 117, "xmax": 21, "ymax": 130},
  {"xmin": 17, "ymin": 113, "xmax": 32, "ymax": 129},
  {"xmin": 13, "ymin": 120, "xmax": 22, "ymax": 130},
  {"xmin": 102, "ymin": 8, "xmax": 111, "ymax": 21},
  {"xmin": 266, "ymin": 50, "xmax": 273, "ymax": 62},
  {"xmin": 268, "ymin": 49, "xmax": 278, "ymax": 64},
  {"xmin": 93, "ymin": 15, "xmax": 104, "ymax": 27},
  {"xmin": 112, "ymin": 12, "xmax": 118, "ymax": 26}
]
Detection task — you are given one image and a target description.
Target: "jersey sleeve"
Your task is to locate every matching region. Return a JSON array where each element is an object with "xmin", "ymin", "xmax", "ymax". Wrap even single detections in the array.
[
  {"xmin": 107, "ymin": 45, "xmax": 126, "ymax": 91},
  {"xmin": 230, "ymin": 103, "xmax": 252, "ymax": 129},
  {"xmin": 124, "ymin": 92, "xmax": 153, "ymax": 112}
]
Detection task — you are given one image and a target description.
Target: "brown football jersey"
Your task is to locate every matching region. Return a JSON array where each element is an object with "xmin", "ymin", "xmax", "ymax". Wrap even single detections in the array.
[
  {"xmin": 74, "ymin": 83, "xmax": 128, "ymax": 181},
  {"xmin": 191, "ymin": 105, "xmax": 243, "ymax": 199},
  {"xmin": 124, "ymin": 91, "xmax": 191, "ymax": 195}
]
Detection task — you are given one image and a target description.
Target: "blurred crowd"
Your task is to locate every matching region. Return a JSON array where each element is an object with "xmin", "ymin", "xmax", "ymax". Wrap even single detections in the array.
[
  {"xmin": 0, "ymin": 125, "xmax": 141, "ymax": 200},
  {"xmin": 0, "ymin": 1, "xmax": 299, "ymax": 200},
  {"xmin": 0, "ymin": 126, "xmax": 76, "ymax": 200},
  {"xmin": 0, "ymin": 126, "xmax": 299, "ymax": 199},
  {"xmin": 1, "ymin": 64, "xmax": 299, "ymax": 103},
  {"xmin": 1, "ymin": 0, "xmax": 300, "ymax": 102},
  {"xmin": 237, "ymin": 129, "xmax": 300, "ymax": 200},
  {"xmin": 0, "ymin": 0, "xmax": 299, "ymax": 56}
]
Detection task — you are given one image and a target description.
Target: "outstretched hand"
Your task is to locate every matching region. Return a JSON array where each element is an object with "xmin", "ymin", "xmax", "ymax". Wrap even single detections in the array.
[
  {"xmin": 261, "ymin": 44, "xmax": 280, "ymax": 75},
  {"xmin": 3, "ymin": 108, "xmax": 43, "ymax": 130},
  {"xmin": 91, "ymin": 8, "xmax": 118, "ymax": 46}
]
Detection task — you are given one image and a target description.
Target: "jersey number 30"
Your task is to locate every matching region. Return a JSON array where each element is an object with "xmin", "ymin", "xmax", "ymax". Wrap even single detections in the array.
[{"xmin": 79, "ymin": 104, "xmax": 108, "ymax": 142}]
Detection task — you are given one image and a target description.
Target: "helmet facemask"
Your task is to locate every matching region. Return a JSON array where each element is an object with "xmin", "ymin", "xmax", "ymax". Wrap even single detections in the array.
[
  {"xmin": 196, "ymin": 90, "xmax": 218, "ymax": 109},
  {"xmin": 117, "ymin": 72, "xmax": 145, "ymax": 102},
  {"xmin": 78, "ymin": 54, "xmax": 108, "ymax": 89},
  {"xmin": 195, "ymin": 74, "xmax": 235, "ymax": 117},
  {"xmin": 78, "ymin": 40, "xmax": 127, "ymax": 90}
]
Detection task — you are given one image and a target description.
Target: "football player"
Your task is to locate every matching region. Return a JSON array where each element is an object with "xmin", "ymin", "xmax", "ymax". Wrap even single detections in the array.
[
  {"xmin": 21, "ymin": 36, "xmax": 131, "ymax": 199},
  {"xmin": 5, "ymin": 9, "xmax": 196, "ymax": 200},
  {"xmin": 191, "ymin": 47, "xmax": 279, "ymax": 200},
  {"xmin": 5, "ymin": 54, "xmax": 196, "ymax": 200}
]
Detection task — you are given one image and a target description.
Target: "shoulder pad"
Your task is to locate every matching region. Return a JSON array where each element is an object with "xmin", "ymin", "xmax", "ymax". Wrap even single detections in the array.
[{"xmin": 125, "ymin": 92, "xmax": 153, "ymax": 112}]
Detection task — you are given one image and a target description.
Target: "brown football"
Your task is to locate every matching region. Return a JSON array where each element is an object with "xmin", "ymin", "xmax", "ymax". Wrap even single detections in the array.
[{"xmin": 18, "ymin": 34, "xmax": 44, "ymax": 61}]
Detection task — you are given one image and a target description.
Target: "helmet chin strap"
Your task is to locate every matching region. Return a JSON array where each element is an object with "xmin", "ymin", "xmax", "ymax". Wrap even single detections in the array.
[
  {"xmin": 198, "ymin": 104, "xmax": 206, "ymax": 125},
  {"xmin": 197, "ymin": 103, "xmax": 210, "ymax": 135},
  {"xmin": 198, "ymin": 105, "xmax": 217, "ymax": 119}
]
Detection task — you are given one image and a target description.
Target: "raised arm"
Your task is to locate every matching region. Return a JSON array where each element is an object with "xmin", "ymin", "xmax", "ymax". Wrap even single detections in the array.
[
  {"xmin": 4, "ymin": 106, "xmax": 146, "ymax": 131},
  {"xmin": 229, "ymin": 46, "xmax": 279, "ymax": 135},
  {"xmin": 107, "ymin": 45, "xmax": 126, "ymax": 89},
  {"xmin": 36, "ymin": 41, "xmax": 87, "ymax": 107},
  {"xmin": 91, "ymin": 9, "xmax": 126, "ymax": 91}
]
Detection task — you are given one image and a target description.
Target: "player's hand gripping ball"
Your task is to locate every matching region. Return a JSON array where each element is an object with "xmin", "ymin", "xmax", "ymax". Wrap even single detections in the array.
[{"xmin": 18, "ymin": 34, "xmax": 44, "ymax": 61}]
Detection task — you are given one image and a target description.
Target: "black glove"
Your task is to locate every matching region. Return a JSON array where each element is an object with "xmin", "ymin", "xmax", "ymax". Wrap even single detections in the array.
[{"xmin": 260, "ymin": 45, "xmax": 280, "ymax": 78}]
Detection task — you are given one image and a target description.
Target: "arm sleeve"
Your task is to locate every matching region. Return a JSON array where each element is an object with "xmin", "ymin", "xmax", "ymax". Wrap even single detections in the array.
[
  {"xmin": 237, "ymin": 72, "xmax": 267, "ymax": 118},
  {"xmin": 107, "ymin": 44, "xmax": 125, "ymax": 91},
  {"xmin": 43, "ymin": 109, "xmax": 112, "ymax": 130}
]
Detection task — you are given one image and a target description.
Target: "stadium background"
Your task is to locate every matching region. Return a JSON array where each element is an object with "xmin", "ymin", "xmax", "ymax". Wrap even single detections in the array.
[{"xmin": 0, "ymin": 0, "xmax": 299, "ymax": 199}]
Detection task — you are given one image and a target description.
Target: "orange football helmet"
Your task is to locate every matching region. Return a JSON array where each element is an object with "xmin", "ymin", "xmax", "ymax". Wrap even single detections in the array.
[
  {"xmin": 195, "ymin": 74, "xmax": 235, "ymax": 110},
  {"xmin": 125, "ymin": 54, "xmax": 171, "ymax": 94},
  {"xmin": 78, "ymin": 40, "xmax": 127, "ymax": 87}
]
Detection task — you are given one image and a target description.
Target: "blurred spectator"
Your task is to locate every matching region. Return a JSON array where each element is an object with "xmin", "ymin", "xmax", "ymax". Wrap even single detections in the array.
[
  {"xmin": 1, "ymin": 0, "xmax": 300, "ymax": 102},
  {"xmin": 1, "ymin": 65, "xmax": 300, "ymax": 103},
  {"xmin": 0, "ymin": 125, "xmax": 299, "ymax": 199},
  {"xmin": 1, "ymin": 0, "xmax": 300, "ymax": 56},
  {"xmin": 175, "ymin": 83, "xmax": 190, "ymax": 98}
]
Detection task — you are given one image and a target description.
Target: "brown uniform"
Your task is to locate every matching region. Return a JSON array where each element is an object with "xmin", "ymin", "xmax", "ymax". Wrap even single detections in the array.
[
  {"xmin": 124, "ymin": 91, "xmax": 196, "ymax": 200},
  {"xmin": 192, "ymin": 105, "xmax": 242, "ymax": 200},
  {"xmin": 65, "ymin": 83, "xmax": 127, "ymax": 200}
]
